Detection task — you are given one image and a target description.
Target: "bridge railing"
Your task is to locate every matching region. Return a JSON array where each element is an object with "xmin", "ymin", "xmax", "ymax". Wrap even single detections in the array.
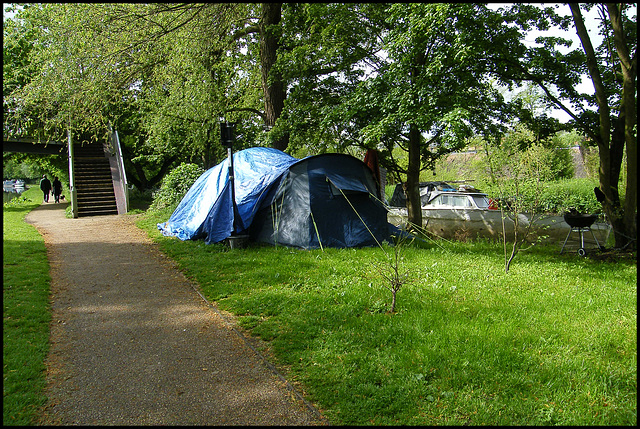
[
  {"xmin": 108, "ymin": 126, "xmax": 129, "ymax": 214},
  {"xmin": 67, "ymin": 129, "xmax": 78, "ymax": 218}
]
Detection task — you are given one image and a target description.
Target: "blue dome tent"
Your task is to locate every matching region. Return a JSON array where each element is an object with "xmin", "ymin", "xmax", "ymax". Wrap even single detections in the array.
[{"xmin": 157, "ymin": 147, "xmax": 393, "ymax": 249}]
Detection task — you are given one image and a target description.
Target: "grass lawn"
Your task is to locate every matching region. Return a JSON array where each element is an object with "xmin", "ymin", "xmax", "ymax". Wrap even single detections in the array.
[
  {"xmin": 138, "ymin": 209, "xmax": 637, "ymax": 425},
  {"xmin": 4, "ymin": 190, "xmax": 636, "ymax": 426},
  {"xmin": 3, "ymin": 188, "xmax": 51, "ymax": 425}
]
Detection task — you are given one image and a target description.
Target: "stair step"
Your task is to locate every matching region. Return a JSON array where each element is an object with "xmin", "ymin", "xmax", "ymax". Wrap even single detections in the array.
[
  {"xmin": 75, "ymin": 173, "xmax": 110, "ymax": 178},
  {"xmin": 77, "ymin": 209, "xmax": 118, "ymax": 217},
  {"xmin": 76, "ymin": 179, "xmax": 113, "ymax": 185},
  {"xmin": 75, "ymin": 173, "xmax": 112, "ymax": 179},
  {"xmin": 76, "ymin": 184, "xmax": 114, "ymax": 189},
  {"xmin": 75, "ymin": 153, "xmax": 106, "ymax": 159},
  {"xmin": 77, "ymin": 194, "xmax": 115, "ymax": 200},
  {"xmin": 77, "ymin": 200, "xmax": 117, "ymax": 207},
  {"xmin": 77, "ymin": 200, "xmax": 116, "ymax": 206},
  {"xmin": 76, "ymin": 182, "xmax": 112, "ymax": 187},
  {"xmin": 75, "ymin": 178, "xmax": 113, "ymax": 184},
  {"xmin": 75, "ymin": 171, "xmax": 111, "ymax": 177},
  {"xmin": 72, "ymin": 143, "xmax": 119, "ymax": 217},
  {"xmin": 78, "ymin": 202, "xmax": 117, "ymax": 209}
]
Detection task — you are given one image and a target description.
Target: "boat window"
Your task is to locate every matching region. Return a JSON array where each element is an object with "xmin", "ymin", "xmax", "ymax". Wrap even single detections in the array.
[
  {"xmin": 431, "ymin": 194, "xmax": 472, "ymax": 208},
  {"xmin": 473, "ymin": 195, "xmax": 490, "ymax": 209}
]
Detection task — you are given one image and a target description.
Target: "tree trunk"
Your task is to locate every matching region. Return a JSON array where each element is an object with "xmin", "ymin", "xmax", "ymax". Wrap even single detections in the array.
[
  {"xmin": 608, "ymin": 3, "xmax": 637, "ymax": 249},
  {"xmin": 406, "ymin": 123, "xmax": 422, "ymax": 230},
  {"xmin": 570, "ymin": 4, "xmax": 635, "ymax": 249},
  {"xmin": 260, "ymin": 3, "xmax": 288, "ymax": 151}
]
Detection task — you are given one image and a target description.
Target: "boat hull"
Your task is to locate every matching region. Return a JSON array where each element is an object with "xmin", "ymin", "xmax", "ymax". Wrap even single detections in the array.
[{"xmin": 387, "ymin": 208, "xmax": 611, "ymax": 245}]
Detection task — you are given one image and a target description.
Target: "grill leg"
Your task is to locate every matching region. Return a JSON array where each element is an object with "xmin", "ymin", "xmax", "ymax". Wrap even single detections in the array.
[
  {"xmin": 560, "ymin": 228, "xmax": 573, "ymax": 254},
  {"xmin": 577, "ymin": 228, "xmax": 587, "ymax": 256},
  {"xmin": 588, "ymin": 227, "xmax": 601, "ymax": 249}
]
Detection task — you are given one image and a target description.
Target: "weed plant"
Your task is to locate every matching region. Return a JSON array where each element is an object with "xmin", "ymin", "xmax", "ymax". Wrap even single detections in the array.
[
  {"xmin": 3, "ymin": 187, "xmax": 51, "ymax": 425},
  {"xmin": 138, "ymin": 211, "xmax": 637, "ymax": 426}
]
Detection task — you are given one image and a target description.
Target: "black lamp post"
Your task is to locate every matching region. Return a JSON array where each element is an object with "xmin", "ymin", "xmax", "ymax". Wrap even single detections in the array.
[{"xmin": 220, "ymin": 121, "xmax": 244, "ymax": 235}]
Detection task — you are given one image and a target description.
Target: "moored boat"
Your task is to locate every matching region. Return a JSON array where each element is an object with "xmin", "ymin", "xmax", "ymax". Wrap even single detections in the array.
[{"xmin": 387, "ymin": 207, "xmax": 611, "ymax": 245}]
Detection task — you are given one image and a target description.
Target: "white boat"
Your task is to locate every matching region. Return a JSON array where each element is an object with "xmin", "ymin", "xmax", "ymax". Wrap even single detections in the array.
[
  {"xmin": 386, "ymin": 181, "xmax": 611, "ymax": 245},
  {"xmin": 14, "ymin": 179, "xmax": 25, "ymax": 187},
  {"xmin": 387, "ymin": 207, "xmax": 611, "ymax": 245}
]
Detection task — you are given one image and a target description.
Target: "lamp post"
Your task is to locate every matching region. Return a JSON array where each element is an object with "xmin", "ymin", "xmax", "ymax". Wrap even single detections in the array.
[{"xmin": 220, "ymin": 121, "xmax": 244, "ymax": 237}]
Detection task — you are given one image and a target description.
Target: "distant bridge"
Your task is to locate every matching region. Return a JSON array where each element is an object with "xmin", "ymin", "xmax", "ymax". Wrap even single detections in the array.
[{"xmin": 3, "ymin": 137, "xmax": 66, "ymax": 154}]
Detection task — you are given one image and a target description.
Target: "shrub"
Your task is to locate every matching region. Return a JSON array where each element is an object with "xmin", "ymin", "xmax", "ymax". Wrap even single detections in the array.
[
  {"xmin": 483, "ymin": 178, "xmax": 601, "ymax": 214},
  {"xmin": 150, "ymin": 163, "xmax": 204, "ymax": 212},
  {"xmin": 540, "ymin": 179, "xmax": 602, "ymax": 214}
]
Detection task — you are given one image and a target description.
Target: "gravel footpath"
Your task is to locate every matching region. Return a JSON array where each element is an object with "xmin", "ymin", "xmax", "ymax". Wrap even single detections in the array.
[{"xmin": 25, "ymin": 202, "xmax": 325, "ymax": 426}]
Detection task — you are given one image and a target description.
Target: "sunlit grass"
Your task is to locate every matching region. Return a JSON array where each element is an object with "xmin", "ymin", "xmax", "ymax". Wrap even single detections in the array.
[
  {"xmin": 3, "ymin": 188, "xmax": 51, "ymax": 425},
  {"xmin": 139, "ymin": 211, "xmax": 636, "ymax": 425},
  {"xmin": 6, "ymin": 186, "xmax": 635, "ymax": 426}
]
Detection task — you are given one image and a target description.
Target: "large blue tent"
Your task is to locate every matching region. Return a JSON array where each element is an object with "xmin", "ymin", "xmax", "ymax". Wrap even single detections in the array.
[{"xmin": 157, "ymin": 147, "xmax": 393, "ymax": 249}]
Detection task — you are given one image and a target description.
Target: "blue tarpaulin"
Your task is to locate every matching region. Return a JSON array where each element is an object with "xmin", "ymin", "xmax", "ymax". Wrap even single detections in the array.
[{"xmin": 157, "ymin": 147, "xmax": 297, "ymax": 244}]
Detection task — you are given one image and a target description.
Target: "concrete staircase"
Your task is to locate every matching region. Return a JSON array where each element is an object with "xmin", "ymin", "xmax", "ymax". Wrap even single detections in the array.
[{"xmin": 73, "ymin": 142, "xmax": 118, "ymax": 217}]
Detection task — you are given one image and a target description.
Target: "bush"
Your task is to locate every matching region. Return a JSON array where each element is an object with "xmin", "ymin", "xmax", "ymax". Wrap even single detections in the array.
[
  {"xmin": 540, "ymin": 179, "xmax": 602, "ymax": 214},
  {"xmin": 150, "ymin": 163, "xmax": 204, "ymax": 212},
  {"xmin": 483, "ymin": 178, "xmax": 601, "ymax": 214}
]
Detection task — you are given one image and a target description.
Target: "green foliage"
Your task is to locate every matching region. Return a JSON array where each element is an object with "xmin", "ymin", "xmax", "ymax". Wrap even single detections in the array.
[
  {"xmin": 539, "ymin": 179, "xmax": 605, "ymax": 214},
  {"xmin": 482, "ymin": 178, "xmax": 601, "ymax": 215},
  {"xmin": 278, "ymin": 3, "xmax": 387, "ymax": 154},
  {"xmin": 4, "ymin": 3, "xmax": 634, "ymax": 246},
  {"xmin": 138, "ymin": 209, "xmax": 637, "ymax": 426},
  {"xmin": 149, "ymin": 162, "xmax": 204, "ymax": 212},
  {"xmin": 487, "ymin": 123, "xmax": 574, "ymax": 182},
  {"xmin": 2, "ymin": 158, "xmax": 43, "ymax": 181},
  {"xmin": 3, "ymin": 187, "xmax": 51, "ymax": 425}
]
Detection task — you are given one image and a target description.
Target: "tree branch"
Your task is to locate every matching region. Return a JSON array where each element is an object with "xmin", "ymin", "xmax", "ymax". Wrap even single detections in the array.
[
  {"xmin": 224, "ymin": 107, "xmax": 266, "ymax": 122},
  {"xmin": 569, "ymin": 3, "xmax": 611, "ymax": 147}
]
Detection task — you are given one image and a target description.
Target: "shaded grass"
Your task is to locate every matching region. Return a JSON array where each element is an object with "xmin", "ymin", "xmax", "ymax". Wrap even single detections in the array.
[
  {"xmin": 140, "ymin": 211, "xmax": 637, "ymax": 425},
  {"xmin": 3, "ymin": 188, "xmax": 52, "ymax": 425}
]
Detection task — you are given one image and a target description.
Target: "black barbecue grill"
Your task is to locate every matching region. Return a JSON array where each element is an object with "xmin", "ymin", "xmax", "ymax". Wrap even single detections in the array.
[{"xmin": 560, "ymin": 212, "xmax": 602, "ymax": 256}]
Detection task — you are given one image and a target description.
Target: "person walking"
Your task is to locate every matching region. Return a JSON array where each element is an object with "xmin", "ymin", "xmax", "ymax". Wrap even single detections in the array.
[
  {"xmin": 52, "ymin": 176, "xmax": 63, "ymax": 203},
  {"xmin": 40, "ymin": 174, "xmax": 52, "ymax": 203}
]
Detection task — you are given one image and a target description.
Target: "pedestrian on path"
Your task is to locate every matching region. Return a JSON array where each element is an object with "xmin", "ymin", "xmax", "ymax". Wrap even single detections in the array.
[
  {"xmin": 39, "ymin": 175, "xmax": 52, "ymax": 203},
  {"xmin": 52, "ymin": 176, "xmax": 62, "ymax": 203}
]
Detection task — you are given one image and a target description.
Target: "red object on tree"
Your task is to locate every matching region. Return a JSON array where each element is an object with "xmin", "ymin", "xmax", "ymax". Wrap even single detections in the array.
[{"xmin": 363, "ymin": 149, "xmax": 382, "ymax": 198}]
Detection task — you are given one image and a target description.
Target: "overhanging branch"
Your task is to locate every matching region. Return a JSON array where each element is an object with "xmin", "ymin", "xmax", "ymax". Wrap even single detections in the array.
[{"xmin": 224, "ymin": 107, "xmax": 266, "ymax": 122}]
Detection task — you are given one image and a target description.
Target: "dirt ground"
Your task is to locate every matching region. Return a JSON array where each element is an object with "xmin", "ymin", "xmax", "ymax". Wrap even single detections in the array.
[{"xmin": 25, "ymin": 201, "xmax": 325, "ymax": 426}]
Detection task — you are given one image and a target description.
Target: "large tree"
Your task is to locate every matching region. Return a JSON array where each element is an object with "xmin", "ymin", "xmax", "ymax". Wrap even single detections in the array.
[
  {"xmin": 273, "ymin": 3, "xmax": 389, "ymax": 155},
  {"xmin": 342, "ymin": 4, "xmax": 530, "ymax": 228},
  {"xmin": 3, "ymin": 3, "xmax": 291, "ymax": 188},
  {"xmin": 505, "ymin": 3, "xmax": 636, "ymax": 249},
  {"xmin": 571, "ymin": 3, "xmax": 636, "ymax": 250}
]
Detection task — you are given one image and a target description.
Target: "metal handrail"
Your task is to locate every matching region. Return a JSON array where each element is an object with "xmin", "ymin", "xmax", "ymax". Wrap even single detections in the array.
[
  {"xmin": 67, "ymin": 128, "xmax": 78, "ymax": 218},
  {"xmin": 111, "ymin": 129, "xmax": 129, "ymax": 213}
]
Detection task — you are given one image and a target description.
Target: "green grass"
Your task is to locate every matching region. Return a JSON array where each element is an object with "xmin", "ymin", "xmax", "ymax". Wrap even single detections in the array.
[
  {"xmin": 138, "ymin": 211, "xmax": 637, "ymax": 425},
  {"xmin": 4, "ymin": 191, "xmax": 636, "ymax": 425},
  {"xmin": 3, "ymin": 187, "xmax": 52, "ymax": 426}
]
